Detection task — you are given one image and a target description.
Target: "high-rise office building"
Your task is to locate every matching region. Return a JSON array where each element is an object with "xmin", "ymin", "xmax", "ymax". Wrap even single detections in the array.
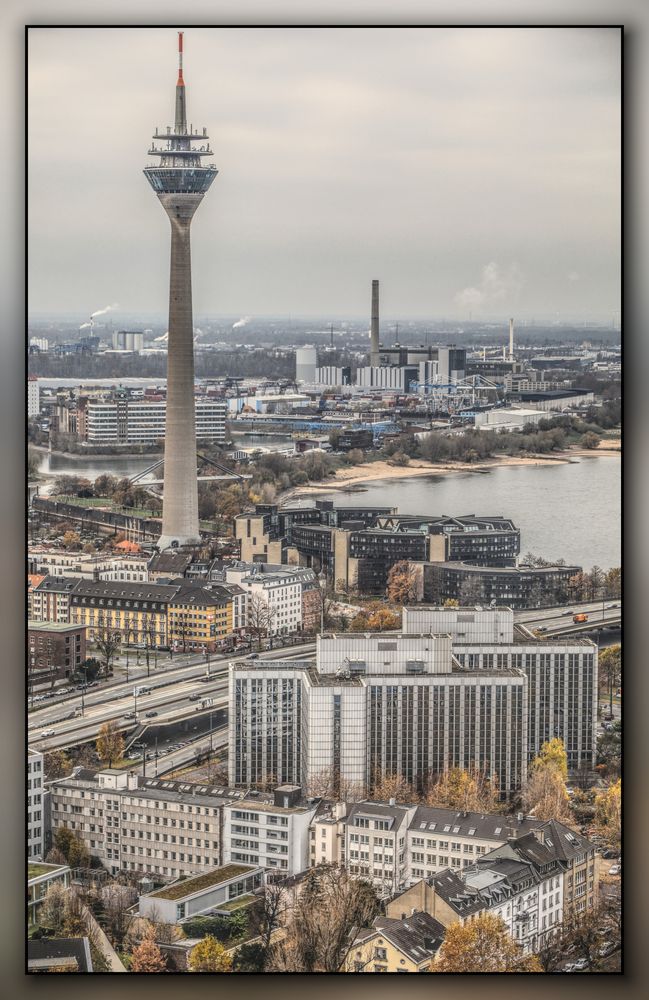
[
  {"xmin": 229, "ymin": 633, "xmax": 527, "ymax": 796},
  {"xmin": 144, "ymin": 32, "xmax": 217, "ymax": 550}
]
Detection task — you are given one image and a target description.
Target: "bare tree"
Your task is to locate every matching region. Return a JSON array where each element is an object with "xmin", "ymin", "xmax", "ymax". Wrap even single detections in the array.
[
  {"xmin": 247, "ymin": 594, "xmax": 277, "ymax": 649},
  {"xmin": 269, "ymin": 866, "xmax": 380, "ymax": 972},
  {"xmin": 94, "ymin": 617, "xmax": 121, "ymax": 678},
  {"xmin": 248, "ymin": 882, "xmax": 288, "ymax": 970}
]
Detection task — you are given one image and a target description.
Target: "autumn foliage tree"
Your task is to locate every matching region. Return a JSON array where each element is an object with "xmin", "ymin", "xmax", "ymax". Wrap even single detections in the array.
[
  {"xmin": 130, "ymin": 929, "xmax": 167, "ymax": 973},
  {"xmin": 188, "ymin": 934, "xmax": 233, "ymax": 972},
  {"xmin": 431, "ymin": 914, "xmax": 542, "ymax": 972},
  {"xmin": 385, "ymin": 561, "xmax": 418, "ymax": 604},
  {"xmin": 522, "ymin": 738, "xmax": 570, "ymax": 821},
  {"xmin": 594, "ymin": 778, "xmax": 621, "ymax": 848},
  {"xmin": 96, "ymin": 720, "xmax": 125, "ymax": 767},
  {"xmin": 425, "ymin": 766, "xmax": 502, "ymax": 813}
]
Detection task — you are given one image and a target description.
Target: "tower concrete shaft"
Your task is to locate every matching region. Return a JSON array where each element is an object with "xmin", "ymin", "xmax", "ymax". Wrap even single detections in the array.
[
  {"xmin": 509, "ymin": 317, "xmax": 514, "ymax": 360},
  {"xmin": 144, "ymin": 32, "xmax": 217, "ymax": 550},
  {"xmin": 370, "ymin": 278, "xmax": 380, "ymax": 366}
]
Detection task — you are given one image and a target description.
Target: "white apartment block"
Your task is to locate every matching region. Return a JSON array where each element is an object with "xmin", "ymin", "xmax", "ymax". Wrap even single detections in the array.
[
  {"xmin": 224, "ymin": 563, "xmax": 313, "ymax": 636},
  {"xmin": 49, "ymin": 770, "xmax": 318, "ymax": 881},
  {"xmin": 344, "ymin": 802, "xmax": 416, "ymax": 897},
  {"xmin": 403, "ymin": 607, "xmax": 598, "ymax": 770},
  {"xmin": 407, "ymin": 806, "xmax": 544, "ymax": 882},
  {"xmin": 29, "ymin": 551, "xmax": 149, "ymax": 583},
  {"xmin": 28, "ymin": 749, "xmax": 45, "ymax": 859},
  {"xmin": 222, "ymin": 786, "xmax": 318, "ymax": 876},
  {"xmin": 229, "ymin": 633, "xmax": 528, "ymax": 795},
  {"xmin": 29, "ymin": 576, "xmax": 76, "ymax": 623},
  {"xmin": 50, "ymin": 770, "xmax": 229, "ymax": 879},
  {"xmin": 28, "ymin": 377, "xmax": 40, "ymax": 419},
  {"xmin": 84, "ymin": 398, "xmax": 227, "ymax": 445}
]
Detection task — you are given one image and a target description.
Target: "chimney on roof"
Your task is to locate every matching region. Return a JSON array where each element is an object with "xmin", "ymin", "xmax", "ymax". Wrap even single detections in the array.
[
  {"xmin": 532, "ymin": 827, "xmax": 545, "ymax": 844},
  {"xmin": 389, "ymin": 797, "xmax": 396, "ymax": 807},
  {"xmin": 517, "ymin": 812, "xmax": 524, "ymax": 823}
]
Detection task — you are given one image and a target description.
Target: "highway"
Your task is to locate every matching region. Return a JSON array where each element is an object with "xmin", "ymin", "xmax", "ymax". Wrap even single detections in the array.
[
  {"xmin": 27, "ymin": 643, "xmax": 316, "ymax": 753},
  {"xmin": 514, "ymin": 600, "xmax": 621, "ymax": 638}
]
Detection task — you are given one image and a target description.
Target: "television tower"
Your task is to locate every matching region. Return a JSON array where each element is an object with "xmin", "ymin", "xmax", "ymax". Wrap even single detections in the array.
[{"xmin": 144, "ymin": 32, "xmax": 217, "ymax": 550}]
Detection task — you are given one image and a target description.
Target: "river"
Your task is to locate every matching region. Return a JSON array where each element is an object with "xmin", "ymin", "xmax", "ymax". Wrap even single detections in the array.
[
  {"xmin": 37, "ymin": 449, "xmax": 620, "ymax": 571},
  {"xmin": 315, "ymin": 455, "xmax": 621, "ymax": 570}
]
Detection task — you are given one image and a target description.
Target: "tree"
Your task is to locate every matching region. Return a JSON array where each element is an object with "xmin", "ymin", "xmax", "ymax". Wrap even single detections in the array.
[
  {"xmin": 522, "ymin": 740, "xmax": 570, "ymax": 821},
  {"xmin": 130, "ymin": 929, "xmax": 167, "ymax": 973},
  {"xmin": 62, "ymin": 530, "xmax": 82, "ymax": 551},
  {"xmin": 348, "ymin": 612, "xmax": 370, "ymax": 632},
  {"xmin": 247, "ymin": 882, "xmax": 287, "ymax": 970},
  {"xmin": 443, "ymin": 598, "xmax": 459, "ymax": 608},
  {"xmin": 425, "ymin": 767, "xmax": 502, "ymax": 812},
  {"xmin": 594, "ymin": 778, "xmax": 621, "ymax": 848},
  {"xmin": 533, "ymin": 737, "xmax": 568, "ymax": 779},
  {"xmin": 44, "ymin": 749, "xmax": 72, "ymax": 780},
  {"xmin": 366, "ymin": 608, "xmax": 401, "ymax": 631},
  {"xmin": 386, "ymin": 560, "xmax": 418, "ymax": 604},
  {"xmin": 270, "ymin": 866, "xmax": 379, "ymax": 972},
  {"xmin": 536, "ymin": 897, "xmax": 621, "ymax": 972},
  {"xmin": 52, "ymin": 826, "xmax": 90, "ymax": 868},
  {"xmin": 431, "ymin": 914, "xmax": 542, "ymax": 972},
  {"xmin": 94, "ymin": 620, "xmax": 121, "ymax": 678},
  {"xmin": 96, "ymin": 720, "xmax": 125, "ymax": 768},
  {"xmin": 39, "ymin": 882, "xmax": 67, "ymax": 932},
  {"xmin": 580, "ymin": 431, "xmax": 600, "ymax": 450},
  {"xmin": 246, "ymin": 594, "xmax": 277, "ymax": 649},
  {"xmin": 93, "ymin": 473, "xmax": 119, "ymax": 497},
  {"xmin": 598, "ymin": 644, "xmax": 621, "ymax": 718},
  {"xmin": 596, "ymin": 721, "xmax": 621, "ymax": 778},
  {"xmin": 188, "ymin": 934, "xmax": 233, "ymax": 972},
  {"xmin": 368, "ymin": 772, "xmax": 418, "ymax": 804},
  {"xmin": 232, "ymin": 941, "xmax": 266, "ymax": 972}
]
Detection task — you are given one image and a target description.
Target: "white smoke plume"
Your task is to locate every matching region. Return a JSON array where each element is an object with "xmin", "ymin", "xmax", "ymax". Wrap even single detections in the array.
[
  {"xmin": 455, "ymin": 262, "xmax": 524, "ymax": 310},
  {"xmin": 91, "ymin": 303, "xmax": 119, "ymax": 319},
  {"xmin": 78, "ymin": 322, "xmax": 92, "ymax": 330},
  {"xmin": 232, "ymin": 316, "xmax": 251, "ymax": 329}
]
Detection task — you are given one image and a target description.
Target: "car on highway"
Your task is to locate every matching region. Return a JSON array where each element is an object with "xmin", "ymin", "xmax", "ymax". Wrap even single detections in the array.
[
  {"xmin": 608, "ymin": 864, "xmax": 621, "ymax": 876},
  {"xmin": 145, "ymin": 710, "xmax": 158, "ymax": 718},
  {"xmin": 124, "ymin": 712, "xmax": 136, "ymax": 720},
  {"xmin": 40, "ymin": 729, "xmax": 55, "ymax": 737},
  {"xmin": 607, "ymin": 603, "xmax": 619, "ymax": 609},
  {"xmin": 189, "ymin": 693, "xmax": 200, "ymax": 701}
]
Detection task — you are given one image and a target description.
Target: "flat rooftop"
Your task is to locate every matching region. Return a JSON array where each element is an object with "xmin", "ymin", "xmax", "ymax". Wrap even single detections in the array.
[{"xmin": 146, "ymin": 864, "xmax": 257, "ymax": 901}]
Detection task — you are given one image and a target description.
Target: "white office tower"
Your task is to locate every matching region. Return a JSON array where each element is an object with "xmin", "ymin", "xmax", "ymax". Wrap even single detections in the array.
[
  {"xmin": 295, "ymin": 347, "xmax": 318, "ymax": 383},
  {"xmin": 229, "ymin": 632, "xmax": 528, "ymax": 797},
  {"xmin": 402, "ymin": 606, "xmax": 598, "ymax": 771}
]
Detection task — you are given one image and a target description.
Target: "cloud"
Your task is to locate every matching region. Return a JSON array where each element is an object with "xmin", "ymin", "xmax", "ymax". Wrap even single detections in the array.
[
  {"xmin": 567, "ymin": 271, "xmax": 580, "ymax": 282},
  {"xmin": 454, "ymin": 261, "xmax": 525, "ymax": 310}
]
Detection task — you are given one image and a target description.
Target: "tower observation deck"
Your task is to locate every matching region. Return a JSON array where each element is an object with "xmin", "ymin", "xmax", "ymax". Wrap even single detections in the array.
[{"xmin": 144, "ymin": 32, "xmax": 217, "ymax": 550}]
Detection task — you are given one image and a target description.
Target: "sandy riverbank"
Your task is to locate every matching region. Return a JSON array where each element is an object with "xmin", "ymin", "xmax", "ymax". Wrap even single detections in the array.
[{"xmin": 282, "ymin": 443, "xmax": 620, "ymax": 497}]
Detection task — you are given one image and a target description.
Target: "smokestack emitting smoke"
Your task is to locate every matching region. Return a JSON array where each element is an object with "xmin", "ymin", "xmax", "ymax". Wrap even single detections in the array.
[
  {"xmin": 91, "ymin": 304, "xmax": 119, "ymax": 319},
  {"xmin": 370, "ymin": 279, "xmax": 380, "ymax": 367},
  {"xmin": 509, "ymin": 317, "xmax": 515, "ymax": 359}
]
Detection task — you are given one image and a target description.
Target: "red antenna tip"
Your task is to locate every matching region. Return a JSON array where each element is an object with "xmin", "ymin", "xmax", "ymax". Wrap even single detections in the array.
[{"xmin": 177, "ymin": 31, "xmax": 184, "ymax": 85}]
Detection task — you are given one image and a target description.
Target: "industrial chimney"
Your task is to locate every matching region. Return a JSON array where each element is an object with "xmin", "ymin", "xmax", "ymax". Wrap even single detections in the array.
[
  {"xmin": 509, "ymin": 318, "xmax": 514, "ymax": 360},
  {"xmin": 370, "ymin": 279, "xmax": 380, "ymax": 367}
]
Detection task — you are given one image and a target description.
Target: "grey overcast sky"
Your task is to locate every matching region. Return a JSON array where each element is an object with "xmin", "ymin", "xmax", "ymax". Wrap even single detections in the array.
[{"xmin": 27, "ymin": 27, "xmax": 620, "ymax": 322}]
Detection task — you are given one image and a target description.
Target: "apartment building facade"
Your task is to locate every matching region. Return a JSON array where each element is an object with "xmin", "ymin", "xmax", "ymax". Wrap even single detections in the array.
[
  {"xmin": 30, "ymin": 576, "xmax": 77, "ymax": 624},
  {"xmin": 28, "ymin": 749, "xmax": 45, "ymax": 859}
]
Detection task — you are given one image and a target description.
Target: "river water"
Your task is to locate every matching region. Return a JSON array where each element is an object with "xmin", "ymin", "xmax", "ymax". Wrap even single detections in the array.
[
  {"xmin": 37, "ymin": 448, "xmax": 620, "ymax": 571},
  {"xmin": 316, "ymin": 455, "xmax": 621, "ymax": 571}
]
